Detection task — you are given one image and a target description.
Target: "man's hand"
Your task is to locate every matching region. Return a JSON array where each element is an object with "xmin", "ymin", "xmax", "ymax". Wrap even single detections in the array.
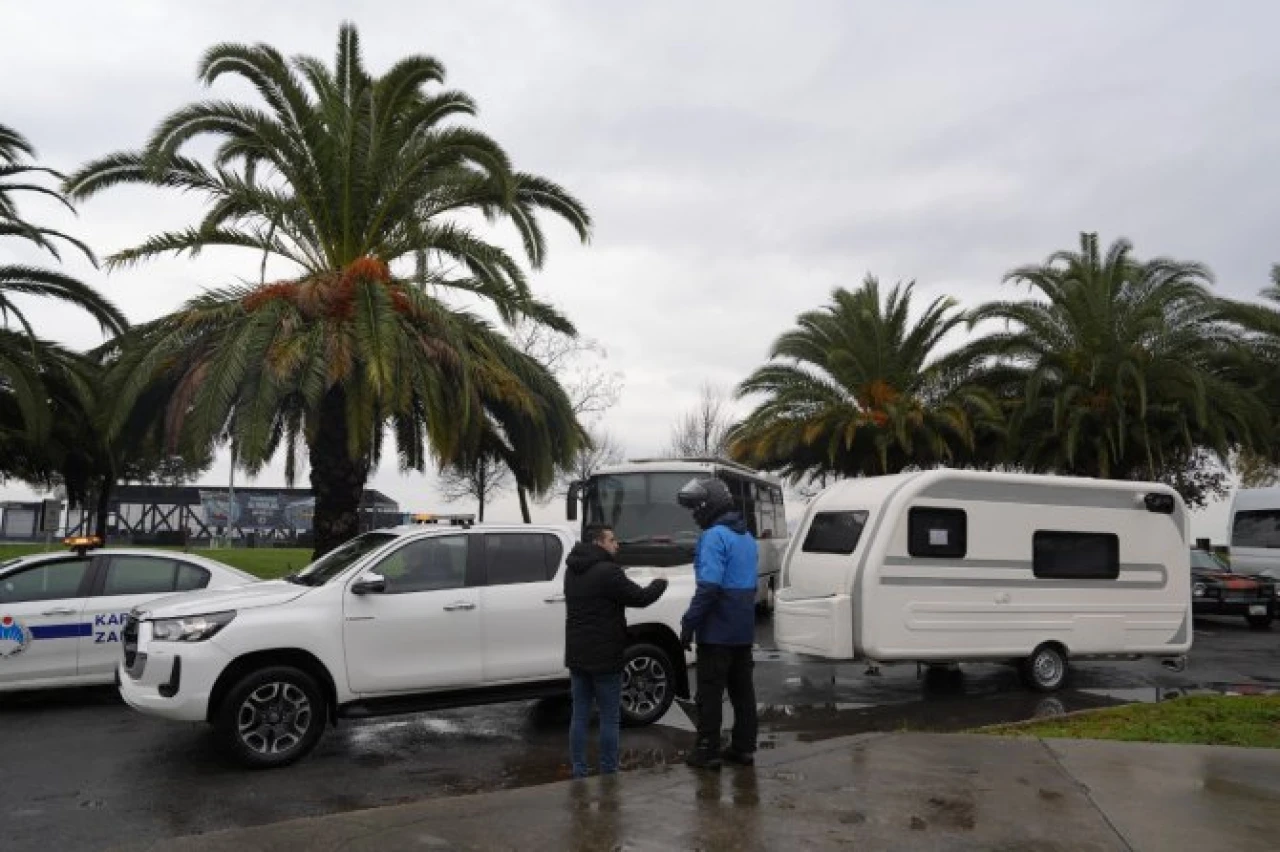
[
  {"xmin": 680, "ymin": 627, "xmax": 694, "ymax": 651},
  {"xmin": 650, "ymin": 578, "xmax": 669, "ymax": 595}
]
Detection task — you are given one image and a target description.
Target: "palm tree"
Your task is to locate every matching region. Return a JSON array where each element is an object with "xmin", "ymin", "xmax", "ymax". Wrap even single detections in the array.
[
  {"xmin": 1, "ymin": 121, "xmax": 124, "ymax": 335},
  {"xmin": 64, "ymin": 25, "xmax": 591, "ymax": 554},
  {"xmin": 728, "ymin": 276, "xmax": 1002, "ymax": 483},
  {"xmin": 968, "ymin": 232, "xmax": 1263, "ymax": 493},
  {"xmin": 0, "ymin": 121, "xmax": 126, "ymax": 452},
  {"xmin": 1214, "ymin": 263, "xmax": 1280, "ymax": 484},
  {"xmin": 0, "ymin": 335, "xmax": 106, "ymax": 514}
]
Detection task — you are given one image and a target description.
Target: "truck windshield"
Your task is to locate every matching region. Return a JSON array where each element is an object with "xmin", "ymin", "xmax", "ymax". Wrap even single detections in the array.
[
  {"xmin": 285, "ymin": 532, "xmax": 398, "ymax": 586},
  {"xmin": 584, "ymin": 472, "xmax": 703, "ymax": 566}
]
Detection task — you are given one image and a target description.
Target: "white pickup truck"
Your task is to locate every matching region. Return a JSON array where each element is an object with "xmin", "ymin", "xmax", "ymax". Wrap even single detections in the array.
[{"xmin": 118, "ymin": 523, "xmax": 695, "ymax": 768}]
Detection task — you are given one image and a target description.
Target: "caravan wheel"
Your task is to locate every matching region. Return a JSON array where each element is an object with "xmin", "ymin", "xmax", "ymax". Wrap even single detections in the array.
[{"xmin": 1020, "ymin": 644, "xmax": 1068, "ymax": 692}]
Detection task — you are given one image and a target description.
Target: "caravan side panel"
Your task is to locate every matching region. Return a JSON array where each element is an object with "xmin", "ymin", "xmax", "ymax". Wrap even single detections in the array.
[{"xmin": 860, "ymin": 476, "xmax": 1191, "ymax": 662}]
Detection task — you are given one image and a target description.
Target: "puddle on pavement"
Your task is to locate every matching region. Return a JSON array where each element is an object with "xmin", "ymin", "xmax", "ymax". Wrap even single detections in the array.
[
  {"xmin": 1080, "ymin": 683, "xmax": 1280, "ymax": 703},
  {"xmin": 331, "ymin": 670, "xmax": 1280, "ymax": 799}
]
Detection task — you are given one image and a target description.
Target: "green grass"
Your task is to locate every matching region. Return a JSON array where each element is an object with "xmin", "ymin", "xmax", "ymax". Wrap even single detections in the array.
[
  {"xmin": 980, "ymin": 695, "xmax": 1280, "ymax": 749},
  {"xmin": 0, "ymin": 542, "xmax": 312, "ymax": 579}
]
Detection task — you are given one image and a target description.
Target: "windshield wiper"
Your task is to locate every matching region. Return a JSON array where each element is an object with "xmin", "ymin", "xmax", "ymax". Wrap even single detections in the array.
[{"xmin": 283, "ymin": 572, "xmax": 318, "ymax": 586}]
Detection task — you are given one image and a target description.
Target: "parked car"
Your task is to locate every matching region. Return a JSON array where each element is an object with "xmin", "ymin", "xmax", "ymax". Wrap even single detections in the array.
[
  {"xmin": 1191, "ymin": 548, "xmax": 1276, "ymax": 629},
  {"xmin": 118, "ymin": 523, "xmax": 696, "ymax": 768},
  {"xmin": 0, "ymin": 544, "xmax": 256, "ymax": 692}
]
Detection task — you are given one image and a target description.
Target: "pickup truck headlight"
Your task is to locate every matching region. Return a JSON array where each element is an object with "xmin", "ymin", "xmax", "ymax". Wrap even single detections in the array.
[
  {"xmin": 1192, "ymin": 582, "xmax": 1206, "ymax": 598},
  {"xmin": 150, "ymin": 611, "xmax": 236, "ymax": 642}
]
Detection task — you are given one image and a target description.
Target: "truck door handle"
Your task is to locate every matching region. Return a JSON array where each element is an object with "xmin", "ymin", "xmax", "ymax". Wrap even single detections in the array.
[
  {"xmin": 544, "ymin": 594, "xmax": 566, "ymax": 604},
  {"xmin": 443, "ymin": 602, "xmax": 476, "ymax": 611},
  {"xmin": 42, "ymin": 607, "xmax": 77, "ymax": 616}
]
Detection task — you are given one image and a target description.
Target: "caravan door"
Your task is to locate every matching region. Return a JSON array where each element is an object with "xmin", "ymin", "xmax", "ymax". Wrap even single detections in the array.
[{"xmin": 773, "ymin": 508, "xmax": 867, "ymax": 659}]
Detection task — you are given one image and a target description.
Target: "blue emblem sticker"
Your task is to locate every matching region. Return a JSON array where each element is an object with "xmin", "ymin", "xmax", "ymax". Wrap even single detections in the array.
[{"xmin": 0, "ymin": 615, "xmax": 31, "ymax": 658}]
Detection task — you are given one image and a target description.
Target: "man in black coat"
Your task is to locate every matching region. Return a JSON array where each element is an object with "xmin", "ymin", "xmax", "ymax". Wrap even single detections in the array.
[{"xmin": 564, "ymin": 524, "xmax": 668, "ymax": 778}]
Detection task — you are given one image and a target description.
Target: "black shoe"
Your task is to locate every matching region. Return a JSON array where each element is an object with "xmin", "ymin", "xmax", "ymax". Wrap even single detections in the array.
[
  {"xmin": 720, "ymin": 748, "xmax": 754, "ymax": 766},
  {"xmin": 685, "ymin": 748, "xmax": 723, "ymax": 770}
]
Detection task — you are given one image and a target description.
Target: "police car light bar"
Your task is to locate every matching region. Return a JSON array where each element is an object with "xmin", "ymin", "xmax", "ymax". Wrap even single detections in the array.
[
  {"xmin": 412, "ymin": 513, "xmax": 474, "ymax": 527},
  {"xmin": 63, "ymin": 535, "xmax": 104, "ymax": 554}
]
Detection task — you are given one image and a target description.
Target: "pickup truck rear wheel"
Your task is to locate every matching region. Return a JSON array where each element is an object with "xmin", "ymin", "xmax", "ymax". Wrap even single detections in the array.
[
  {"xmin": 620, "ymin": 643, "xmax": 675, "ymax": 727},
  {"xmin": 214, "ymin": 665, "xmax": 328, "ymax": 769}
]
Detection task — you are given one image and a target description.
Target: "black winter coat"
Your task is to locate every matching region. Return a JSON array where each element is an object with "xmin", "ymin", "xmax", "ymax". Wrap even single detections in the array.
[{"xmin": 564, "ymin": 542, "xmax": 667, "ymax": 674}]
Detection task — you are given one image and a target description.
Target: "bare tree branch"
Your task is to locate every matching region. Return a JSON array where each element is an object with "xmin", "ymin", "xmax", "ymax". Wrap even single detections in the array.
[
  {"xmin": 665, "ymin": 382, "xmax": 734, "ymax": 458},
  {"xmin": 1235, "ymin": 448, "xmax": 1280, "ymax": 488},
  {"xmin": 437, "ymin": 457, "xmax": 509, "ymax": 522},
  {"xmin": 509, "ymin": 314, "xmax": 623, "ymax": 420}
]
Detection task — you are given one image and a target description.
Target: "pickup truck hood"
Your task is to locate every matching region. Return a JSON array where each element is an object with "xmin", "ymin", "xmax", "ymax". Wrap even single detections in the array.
[
  {"xmin": 134, "ymin": 580, "xmax": 310, "ymax": 619},
  {"xmin": 625, "ymin": 564, "xmax": 695, "ymax": 584}
]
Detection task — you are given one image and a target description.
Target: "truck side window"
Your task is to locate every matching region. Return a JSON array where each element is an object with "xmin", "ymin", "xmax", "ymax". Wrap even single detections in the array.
[
  {"xmin": 908, "ymin": 507, "xmax": 967, "ymax": 558},
  {"xmin": 377, "ymin": 536, "xmax": 469, "ymax": 593},
  {"xmin": 1033, "ymin": 531, "xmax": 1119, "ymax": 580},
  {"xmin": 802, "ymin": 511, "xmax": 869, "ymax": 555},
  {"xmin": 484, "ymin": 534, "xmax": 562, "ymax": 585}
]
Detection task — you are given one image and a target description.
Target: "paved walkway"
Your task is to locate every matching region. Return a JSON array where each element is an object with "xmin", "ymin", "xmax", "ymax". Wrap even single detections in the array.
[{"xmin": 118, "ymin": 733, "xmax": 1280, "ymax": 851}]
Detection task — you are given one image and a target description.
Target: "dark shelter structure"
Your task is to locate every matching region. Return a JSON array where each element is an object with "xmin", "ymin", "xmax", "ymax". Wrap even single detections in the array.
[{"xmin": 62, "ymin": 485, "xmax": 402, "ymax": 547}]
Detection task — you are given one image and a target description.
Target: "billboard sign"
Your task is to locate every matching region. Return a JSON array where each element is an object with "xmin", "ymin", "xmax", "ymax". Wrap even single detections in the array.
[{"xmin": 198, "ymin": 491, "xmax": 316, "ymax": 531}]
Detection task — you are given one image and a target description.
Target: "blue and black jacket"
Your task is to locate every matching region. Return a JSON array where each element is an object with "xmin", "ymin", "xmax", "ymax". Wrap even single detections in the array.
[{"xmin": 681, "ymin": 512, "xmax": 759, "ymax": 646}]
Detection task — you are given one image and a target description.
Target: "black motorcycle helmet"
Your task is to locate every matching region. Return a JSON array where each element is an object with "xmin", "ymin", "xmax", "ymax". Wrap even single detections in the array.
[{"xmin": 677, "ymin": 476, "xmax": 735, "ymax": 529}]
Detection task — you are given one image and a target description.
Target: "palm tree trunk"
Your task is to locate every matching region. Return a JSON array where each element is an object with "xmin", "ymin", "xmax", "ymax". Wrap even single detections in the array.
[
  {"xmin": 309, "ymin": 388, "xmax": 370, "ymax": 558},
  {"xmin": 94, "ymin": 475, "xmax": 113, "ymax": 541},
  {"xmin": 517, "ymin": 485, "xmax": 531, "ymax": 523},
  {"xmin": 477, "ymin": 465, "xmax": 487, "ymax": 523}
]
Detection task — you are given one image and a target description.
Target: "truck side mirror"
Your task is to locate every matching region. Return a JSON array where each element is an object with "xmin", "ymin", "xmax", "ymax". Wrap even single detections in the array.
[{"xmin": 351, "ymin": 572, "xmax": 387, "ymax": 595}]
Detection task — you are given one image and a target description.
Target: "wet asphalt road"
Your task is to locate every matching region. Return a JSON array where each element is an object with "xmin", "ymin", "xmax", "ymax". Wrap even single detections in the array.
[{"xmin": 2, "ymin": 615, "xmax": 1278, "ymax": 852}]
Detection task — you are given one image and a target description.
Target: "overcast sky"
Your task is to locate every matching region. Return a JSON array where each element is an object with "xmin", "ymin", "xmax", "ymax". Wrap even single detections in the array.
[{"xmin": 3, "ymin": 1, "xmax": 1278, "ymax": 538}]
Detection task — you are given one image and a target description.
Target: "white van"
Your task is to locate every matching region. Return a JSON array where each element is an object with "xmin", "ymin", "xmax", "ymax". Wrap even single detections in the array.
[
  {"xmin": 1227, "ymin": 486, "xmax": 1280, "ymax": 575},
  {"xmin": 773, "ymin": 470, "xmax": 1192, "ymax": 691}
]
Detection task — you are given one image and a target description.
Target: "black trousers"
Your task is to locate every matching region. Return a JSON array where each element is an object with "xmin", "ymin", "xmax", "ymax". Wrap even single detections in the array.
[{"xmin": 694, "ymin": 644, "xmax": 757, "ymax": 753}]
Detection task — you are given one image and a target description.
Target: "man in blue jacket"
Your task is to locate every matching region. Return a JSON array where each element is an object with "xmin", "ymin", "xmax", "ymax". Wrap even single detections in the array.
[{"xmin": 677, "ymin": 476, "xmax": 760, "ymax": 769}]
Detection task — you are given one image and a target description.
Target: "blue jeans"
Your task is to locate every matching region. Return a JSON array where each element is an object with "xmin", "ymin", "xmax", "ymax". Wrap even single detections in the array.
[{"xmin": 569, "ymin": 669, "xmax": 623, "ymax": 778}]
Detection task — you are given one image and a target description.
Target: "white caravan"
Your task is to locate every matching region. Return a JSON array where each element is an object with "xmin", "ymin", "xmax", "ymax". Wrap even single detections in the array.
[
  {"xmin": 1227, "ymin": 486, "xmax": 1280, "ymax": 576},
  {"xmin": 773, "ymin": 470, "xmax": 1192, "ymax": 691}
]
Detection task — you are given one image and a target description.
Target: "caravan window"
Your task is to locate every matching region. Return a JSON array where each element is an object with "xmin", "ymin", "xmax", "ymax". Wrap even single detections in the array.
[
  {"xmin": 1232, "ymin": 510, "xmax": 1280, "ymax": 549},
  {"xmin": 1033, "ymin": 532, "xmax": 1119, "ymax": 580},
  {"xmin": 802, "ymin": 511, "xmax": 869, "ymax": 555},
  {"xmin": 908, "ymin": 508, "xmax": 967, "ymax": 558}
]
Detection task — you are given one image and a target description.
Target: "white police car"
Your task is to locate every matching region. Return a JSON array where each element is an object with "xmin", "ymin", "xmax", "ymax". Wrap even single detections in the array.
[{"xmin": 0, "ymin": 541, "xmax": 255, "ymax": 692}]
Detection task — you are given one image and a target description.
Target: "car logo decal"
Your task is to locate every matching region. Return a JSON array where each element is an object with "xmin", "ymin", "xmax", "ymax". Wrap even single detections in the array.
[{"xmin": 0, "ymin": 615, "xmax": 32, "ymax": 659}]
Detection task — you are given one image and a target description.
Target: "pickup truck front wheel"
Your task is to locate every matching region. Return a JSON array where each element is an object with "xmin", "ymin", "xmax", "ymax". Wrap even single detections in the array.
[
  {"xmin": 620, "ymin": 643, "xmax": 675, "ymax": 727},
  {"xmin": 214, "ymin": 665, "xmax": 328, "ymax": 769}
]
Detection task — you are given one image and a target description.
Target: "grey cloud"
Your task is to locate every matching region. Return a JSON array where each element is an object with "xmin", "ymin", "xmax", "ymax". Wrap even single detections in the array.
[{"xmin": 2, "ymin": 1, "xmax": 1277, "ymax": 540}]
